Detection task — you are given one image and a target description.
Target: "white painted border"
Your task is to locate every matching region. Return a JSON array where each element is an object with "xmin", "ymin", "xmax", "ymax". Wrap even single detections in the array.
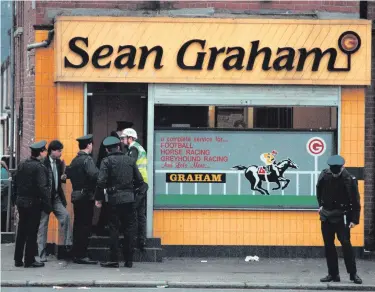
[
  {"xmin": 146, "ymin": 84, "xmax": 155, "ymax": 238},
  {"xmin": 84, "ymin": 83, "xmax": 88, "ymax": 135}
]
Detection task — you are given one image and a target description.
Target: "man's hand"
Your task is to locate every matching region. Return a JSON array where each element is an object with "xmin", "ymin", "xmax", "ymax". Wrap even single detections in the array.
[
  {"xmin": 95, "ymin": 200, "xmax": 102, "ymax": 208},
  {"xmin": 349, "ymin": 222, "xmax": 356, "ymax": 228}
]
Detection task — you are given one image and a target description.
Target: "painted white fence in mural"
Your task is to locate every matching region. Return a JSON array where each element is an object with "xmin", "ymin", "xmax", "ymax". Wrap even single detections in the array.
[{"xmin": 155, "ymin": 169, "xmax": 320, "ymax": 196}]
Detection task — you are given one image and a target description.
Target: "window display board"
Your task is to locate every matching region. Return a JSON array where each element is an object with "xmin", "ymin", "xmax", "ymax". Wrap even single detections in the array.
[{"xmin": 154, "ymin": 129, "xmax": 335, "ymax": 210}]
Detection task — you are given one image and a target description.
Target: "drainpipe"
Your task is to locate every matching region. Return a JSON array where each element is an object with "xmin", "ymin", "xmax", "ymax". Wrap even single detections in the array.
[
  {"xmin": 6, "ymin": 0, "xmax": 15, "ymax": 232},
  {"xmin": 359, "ymin": 1, "xmax": 367, "ymax": 19},
  {"xmin": 26, "ymin": 29, "xmax": 54, "ymax": 51}
]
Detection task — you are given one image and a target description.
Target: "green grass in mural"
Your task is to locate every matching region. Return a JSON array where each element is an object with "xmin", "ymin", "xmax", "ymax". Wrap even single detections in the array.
[{"xmin": 155, "ymin": 194, "xmax": 318, "ymax": 208}]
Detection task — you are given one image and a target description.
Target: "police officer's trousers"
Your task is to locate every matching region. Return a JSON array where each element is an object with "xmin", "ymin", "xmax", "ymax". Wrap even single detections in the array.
[
  {"xmin": 108, "ymin": 203, "xmax": 135, "ymax": 262},
  {"xmin": 14, "ymin": 206, "xmax": 41, "ymax": 264},
  {"xmin": 135, "ymin": 193, "xmax": 146, "ymax": 245},
  {"xmin": 321, "ymin": 220, "xmax": 357, "ymax": 276},
  {"xmin": 72, "ymin": 200, "xmax": 94, "ymax": 259}
]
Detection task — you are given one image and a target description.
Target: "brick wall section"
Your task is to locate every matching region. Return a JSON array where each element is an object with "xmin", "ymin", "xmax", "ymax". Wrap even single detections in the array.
[
  {"xmin": 365, "ymin": 2, "xmax": 375, "ymax": 249},
  {"xmin": 14, "ymin": 1, "xmax": 36, "ymax": 161},
  {"xmin": 34, "ymin": 1, "xmax": 359, "ymax": 25},
  {"xmin": 167, "ymin": 0, "xmax": 359, "ymax": 13}
]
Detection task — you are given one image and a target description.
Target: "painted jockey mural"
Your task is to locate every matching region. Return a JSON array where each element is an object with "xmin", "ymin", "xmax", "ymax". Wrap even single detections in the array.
[{"xmin": 232, "ymin": 150, "xmax": 298, "ymax": 195}]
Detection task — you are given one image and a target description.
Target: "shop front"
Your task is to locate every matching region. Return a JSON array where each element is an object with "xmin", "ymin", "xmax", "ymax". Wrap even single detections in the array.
[{"xmin": 37, "ymin": 17, "xmax": 371, "ymax": 255}]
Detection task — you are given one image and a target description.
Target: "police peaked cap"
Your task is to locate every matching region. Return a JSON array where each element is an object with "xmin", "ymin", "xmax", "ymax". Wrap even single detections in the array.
[
  {"xmin": 29, "ymin": 140, "xmax": 47, "ymax": 151},
  {"xmin": 103, "ymin": 136, "xmax": 121, "ymax": 147},
  {"xmin": 327, "ymin": 155, "xmax": 345, "ymax": 166},
  {"xmin": 76, "ymin": 134, "xmax": 93, "ymax": 143}
]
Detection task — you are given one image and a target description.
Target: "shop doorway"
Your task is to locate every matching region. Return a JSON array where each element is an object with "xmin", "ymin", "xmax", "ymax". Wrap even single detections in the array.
[
  {"xmin": 87, "ymin": 83, "xmax": 148, "ymax": 162},
  {"xmin": 86, "ymin": 83, "xmax": 148, "ymax": 231}
]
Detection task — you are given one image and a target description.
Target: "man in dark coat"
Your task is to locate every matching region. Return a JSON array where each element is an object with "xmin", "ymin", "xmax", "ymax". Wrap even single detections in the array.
[
  {"xmin": 95, "ymin": 136, "xmax": 147, "ymax": 268},
  {"xmin": 37, "ymin": 140, "xmax": 72, "ymax": 262},
  {"xmin": 66, "ymin": 134, "xmax": 99, "ymax": 264},
  {"xmin": 94, "ymin": 121, "xmax": 133, "ymax": 236},
  {"xmin": 317, "ymin": 155, "xmax": 362, "ymax": 284},
  {"xmin": 13, "ymin": 141, "xmax": 51, "ymax": 268}
]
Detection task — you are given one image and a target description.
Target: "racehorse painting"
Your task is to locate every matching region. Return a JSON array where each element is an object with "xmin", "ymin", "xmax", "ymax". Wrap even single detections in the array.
[{"xmin": 231, "ymin": 158, "xmax": 298, "ymax": 195}]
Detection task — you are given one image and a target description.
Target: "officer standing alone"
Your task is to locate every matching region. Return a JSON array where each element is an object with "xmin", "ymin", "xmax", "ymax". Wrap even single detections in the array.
[
  {"xmin": 13, "ymin": 141, "xmax": 51, "ymax": 268},
  {"xmin": 95, "ymin": 136, "xmax": 148, "ymax": 268},
  {"xmin": 317, "ymin": 155, "xmax": 362, "ymax": 284},
  {"xmin": 66, "ymin": 134, "xmax": 99, "ymax": 264},
  {"xmin": 120, "ymin": 128, "xmax": 148, "ymax": 251}
]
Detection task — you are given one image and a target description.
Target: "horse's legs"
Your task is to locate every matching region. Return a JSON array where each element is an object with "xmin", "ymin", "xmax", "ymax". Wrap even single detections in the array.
[
  {"xmin": 281, "ymin": 178, "xmax": 291, "ymax": 190},
  {"xmin": 257, "ymin": 181, "xmax": 270, "ymax": 195},
  {"xmin": 272, "ymin": 180, "xmax": 281, "ymax": 191},
  {"xmin": 252, "ymin": 175, "xmax": 266, "ymax": 195}
]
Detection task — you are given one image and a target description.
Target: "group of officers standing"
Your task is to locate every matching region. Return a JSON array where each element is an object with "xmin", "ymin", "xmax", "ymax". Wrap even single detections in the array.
[
  {"xmin": 11, "ymin": 123, "xmax": 364, "ymax": 283},
  {"xmin": 13, "ymin": 127, "xmax": 148, "ymax": 269}
]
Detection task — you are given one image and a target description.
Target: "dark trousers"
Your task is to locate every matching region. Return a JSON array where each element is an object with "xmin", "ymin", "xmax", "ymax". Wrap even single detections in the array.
[
  {"xmin": 14, "ymin": 206, "xmax": 42, "ymax": 264},
  {"xmin": 1, "ymin": 211, "xmax": 7, "ymax": 232},
  {"xmin": 135, "ymin": 194, "xmax": 146, "ymax": 245},
  {"xmin": 96, "ymin": 201, "xmax": 109, "ymax": 233},
  {"xmin": 321, "ymin": 220, "xmax": 357, "ymax": 276},
  {"xmin": 73, "ymin": 200, "xmax": 94, "ymax": 259},
  {"xmin": 108, "ymin": 203, "xmax": 135, "ymax": 262}
]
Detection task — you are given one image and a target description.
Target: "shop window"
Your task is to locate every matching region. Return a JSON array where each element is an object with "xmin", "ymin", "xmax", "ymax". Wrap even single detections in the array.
[
  {"xmin": 154, "ymin": 105, "xmax": 337, "ymax": 130},
  {"xmin": 254, "ymin": 107, "xmax": 293, "ymax": 129},
  {"xmin": 155, "ymin": 105, "xmax": 209, "ymax": 128}
]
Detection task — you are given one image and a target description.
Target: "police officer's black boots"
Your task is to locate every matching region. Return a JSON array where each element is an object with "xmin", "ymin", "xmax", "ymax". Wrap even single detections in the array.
[
  {"xmin": 14, "ymin": 261, "xmax": 23, "ymax": 267},
  {"xmin": 73, "ymin": 257, "xmax": 98, "ymax": 265},
  {"xmin": 100, "ymin": 261, "xmax": 119, "ymax": 268},
  {"xmin": 350, "ymin": 274, "xmax": 363, "ymax": 284},
  {"xmin": 24, "ymin": 261, "xmax": 45, "ymax": 268},
  {"xmin": 320, "ymin": 275, "xmax": 340, "ymax": 282}
]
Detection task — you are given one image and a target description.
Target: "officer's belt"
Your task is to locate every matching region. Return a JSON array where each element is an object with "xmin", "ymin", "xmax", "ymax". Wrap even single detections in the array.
[{"xmin": 107, "ymin": 184, "xmax": 128, "ymax": 192}]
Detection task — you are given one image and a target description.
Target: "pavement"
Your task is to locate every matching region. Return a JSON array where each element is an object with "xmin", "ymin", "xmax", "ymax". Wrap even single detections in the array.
[{"xmin": 1, "ymin": 243, "xmax": 375, "ymax": 290}]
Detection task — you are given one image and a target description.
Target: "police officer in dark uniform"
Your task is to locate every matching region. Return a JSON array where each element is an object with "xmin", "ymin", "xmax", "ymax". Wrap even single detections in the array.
[
  {"xmin": 66, "ymin": 134, "xmax": 99, "ymax": 265},
  {"xmin": 95, "ymin": 136, "xmax": 147, "ymax": 268},
  {"xmin": 13, "ymin": 141, "xmax": 51, "ymax": 268},
  {"xmin": 317, "ymin": 155, "xmax": 362, "ymax": 284}
]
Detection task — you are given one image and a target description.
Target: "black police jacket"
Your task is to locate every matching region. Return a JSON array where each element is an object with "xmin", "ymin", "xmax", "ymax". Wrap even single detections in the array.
[
  {"xmin": 95, "ymin": 150, "xmax": 148, "ymax": 205},
  {"xmin": 316, "ymin": 168, "xmax": 361, "ymax": 224},
  {"xmin": 42, "ymin": 156, "xmax": 67, "ymax": 207},
  {"xmin": 13, "ymin": 157, "xmax": 52, "ymax": 214},
  {"xmin": 66, "ymin": 151, "xmax": 99, "ymax": 202}
]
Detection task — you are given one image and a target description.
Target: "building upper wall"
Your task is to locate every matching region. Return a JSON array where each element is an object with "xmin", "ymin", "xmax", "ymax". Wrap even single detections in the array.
[{"xmin": 35, "ymin": 1, "xmax": 360, "ymax": 25}]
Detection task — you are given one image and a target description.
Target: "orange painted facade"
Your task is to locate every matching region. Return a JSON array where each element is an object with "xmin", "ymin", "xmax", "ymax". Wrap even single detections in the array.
[{"xmin": 35, "ymin": 17, "xmax": 369, "ymax": 247}]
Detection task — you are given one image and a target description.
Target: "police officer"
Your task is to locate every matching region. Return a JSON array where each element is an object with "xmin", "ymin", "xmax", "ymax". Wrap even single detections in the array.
[
  {"xmin": 95, "ymin": 136, "xmax": 147, "ymax": 268},
  {"xmin": 13, "ymin": 141, "xmax": 51, "ymax": 268},
  {"xmin": 120, "ymin": 128, "xmax": 148, "ymax": 251},
  {"xmin": 317, "ymin": 155, "xmax": 362, "ymax": 284},
  {"xmin": 66, "ymin": 134, "xmax": 99, "ymax": 265}
]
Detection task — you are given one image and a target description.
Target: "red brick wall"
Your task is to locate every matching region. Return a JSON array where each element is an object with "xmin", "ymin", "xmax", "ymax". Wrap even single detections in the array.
[
  {"xmin": 169, "ymin": 0, "xmax": 359, "ymax": 13},
  {"xmin": 365, "ymin": 2, "xmax": 375, "ymax": 250},
  {"xmin": 14, "ymin": 1, "xmax": 36, "ymax": 161},
  {"xmin": 34, "ymin": 1, "xmax": 360, "ymax": 25}
]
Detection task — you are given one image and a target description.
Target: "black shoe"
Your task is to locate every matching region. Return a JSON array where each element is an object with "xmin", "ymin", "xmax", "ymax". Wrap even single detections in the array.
[
  {"xmin": 350, "ymin": 274, "xmax": 362, "ymax": 284},
  {"xmin": 14, "ymin": 261, "xmax": 24, "ymax": 267},
  {"xmin": 124, "ymin": 261, "xmax": 133, "ymax": 268},
  {"xmin": 320, "ymin": 275, "xmax": 340, "ymax": 282},
  {"xmin": 100, "ymin": 261, "xmax": 119, "ymax": 268},
  {"xmin": 73, "ymin": 257, "xmax": 98, "ymax": 265},
  {"xmin": 24, "ymin": 261, "xmax": 45, "ymax": 268}
]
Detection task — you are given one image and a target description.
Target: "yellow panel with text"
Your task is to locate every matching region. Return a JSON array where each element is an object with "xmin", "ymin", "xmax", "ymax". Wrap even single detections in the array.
[{"xmin": 55, "ymin": 17, "xmax": 371, "ymax": 85}]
